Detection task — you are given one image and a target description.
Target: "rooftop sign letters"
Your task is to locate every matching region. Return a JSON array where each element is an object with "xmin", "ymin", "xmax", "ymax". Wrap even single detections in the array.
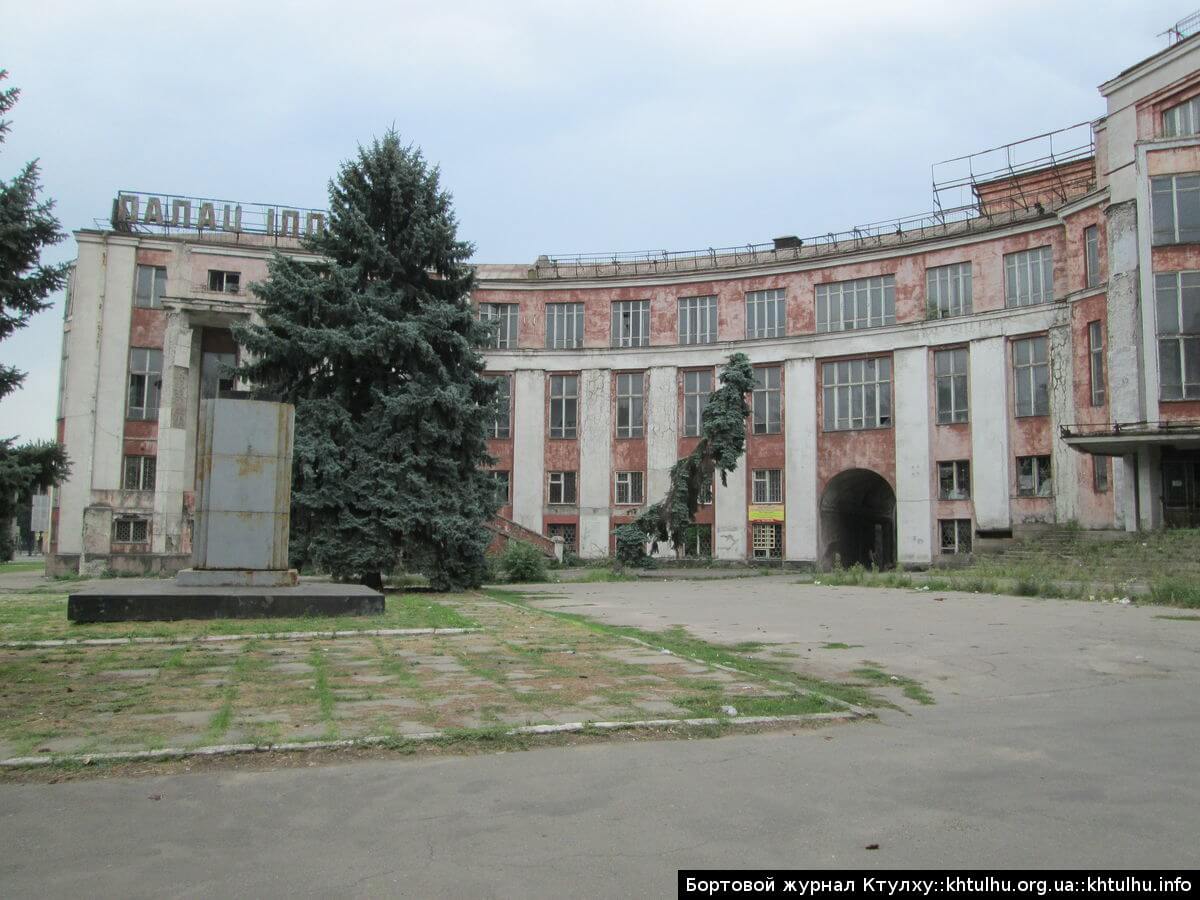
[{"xmin": 111, "ymin": 191, "xmax": 327, "ymax": 238}]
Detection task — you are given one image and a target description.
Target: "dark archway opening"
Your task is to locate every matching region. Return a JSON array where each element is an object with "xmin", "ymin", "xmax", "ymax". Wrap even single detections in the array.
[{"xmin": 819, "ymin": 468, "xmax": 896, "ymax": 570}]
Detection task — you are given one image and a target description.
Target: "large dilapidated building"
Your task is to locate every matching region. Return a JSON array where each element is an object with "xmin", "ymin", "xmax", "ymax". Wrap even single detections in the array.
[{"xmin": 46, "ymin": 32, "xmax": 1200, "ymax": 573}]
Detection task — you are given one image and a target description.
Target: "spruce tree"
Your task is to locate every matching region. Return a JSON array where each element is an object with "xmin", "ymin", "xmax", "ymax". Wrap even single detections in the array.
[
  {"xmin": 235, "ymin": 133, "xmax": 498, "ymax": 590},
  {"xmin": 0, "ymin": 70, "xmax": 70, "ymax": 560}
]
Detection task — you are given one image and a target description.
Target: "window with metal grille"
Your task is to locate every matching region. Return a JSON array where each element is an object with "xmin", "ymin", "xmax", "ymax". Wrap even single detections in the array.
[
  {"xmin": 821, "ymin": 357, "xmax": 892, "ymax": 431},
  {"xmin": 679, "ymin": 295, "xmax": 718, "ymax": 345},
  {"xmin": 545, "ymin": 302, "xmax": 584, "ymax": 349},
  {"xmin": 123, "ymin": 455, "xmax": 156, "ymax": 491},
  {"xmin": 698, "ymin": 478, "xmax": 713, "ymax": 505},
  {"xmin": 682, "ymin": 524, "xmax": 712, "ymax": 558},
  {"xmin": 113, "ymin": 517, "xmax": 149, "ymax": 544},
  {"xmin": 549, "ymin": 375, "xmax": 578, "ymax": 438},
  {"xmin": 1093, "ymin": 457, "xmax": 1109, "ymax": 493},
  {"xmin": 926, "ymin": 263, "xmax": 972, "ymax": 318},
  {"xmin": 1085, "ymin": 226, "xmax": 1101, "ymax": 289},
  {"xmin": 490, "ymin": 470, "xmax": 510, "ymax": 503},
  {"xmin": 1152, "ymin": 174, "xmax": 1200, "ymax": 245},
  {"xmin": 752, "ymin": 366, "xmax": 781, "ymax": 434},
  {"xmin": 937, "ymin": 460, "xmax": 970, "ymax": 500},
  {"xmin": 615, "ymin": 372, "xmax": 645, "ymax": 438},
  {"xmin": 1004, "ymin": 246, "xmax": 1054, "ymax": 307},
  {"xmin": 134, "ymin": 265, "xmax": 167, "ymax": 308},
  {"xmin": 1017, "ymin": 455, "xmax": 1053, "ymax": 497},
  {"xmin": 745, "ymin": 289, "xmax": 785, "ymax": 339},
  {"xmin": 489, "ymin": 375, "xmax": 511, "ymax": 438},
  {"xmin": 207, "ymin": 270, "xmax": 241, "ymax": 293},
  {"xmin": 682, "ymin": 369, "xmax": 713, "ymax": 437},
  {"xmin": 1163, "ymin": 95, "xmax": 1200, "ymax": 137},
  {"xmin": 934, "ymin": 348, "xmax": 969, "ymax": 424},
  {"xmin": 479, "ymin": 303, "xmax": 519, "ymax": 349},
  {"xmin": 127, "ymin": 348, "xmax": 163, "ymax": 421},
  {"xmin": 816, "ymin": 275, "xmax": 896, "ymax": 332},
  {"xmin": 751, "ymin": 469, "xmax": 782, "ymax": 504},
  {"xmin": 1013, "ymin": 337, "xmax": 1049, "ymax": 417},
  {"xmin": 546, "ymin": 523, "xmax": 577, "ymax": 555},
  {"xmin": 548, "ymin": 471, "xmax": 577, "ymax": 505},
  {"xmin": 752, "ymin": 523, "xmax": 782, "ymax": 560},
  {"xmin": 939, "ymin": 519, "xmax": 972, "ymax": 555},
  {"xmin": 611, "ymin": 300, "xmax": 649, "ymax": 347},
  {"xmin": 1088, "ymin": 321, "xmax": 1106, "ymax": 406},
  {"xmin": 1155, "ymin": 271, "xmax": 1200, "ymax": 400},
  {"xmin": 615, "ymin": 471, "xmax": 644, "ymax": 505}
]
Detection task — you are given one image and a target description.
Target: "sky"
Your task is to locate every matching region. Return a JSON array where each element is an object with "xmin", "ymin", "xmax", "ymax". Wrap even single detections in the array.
[{"xmin": 0, "ymin": 0, "xmax": 1189, "ymax": 442}]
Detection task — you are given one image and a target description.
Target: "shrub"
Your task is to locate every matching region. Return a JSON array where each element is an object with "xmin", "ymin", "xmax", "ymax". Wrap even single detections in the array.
[
  {"xmin": 1149, "ymin": 575, "xmax": 1200, "ymax": 608},
  {"xmin": 499, "ymin": 540, "xmax": 547, "ymax": 583},
  {"xmin": 613, "ymin": 524, "xmax": 650, "ymax": 569}
]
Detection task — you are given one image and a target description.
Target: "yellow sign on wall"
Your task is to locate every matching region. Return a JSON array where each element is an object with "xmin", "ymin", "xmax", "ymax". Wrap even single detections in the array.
[{"xmin": 748, "ymin": 505, "xmax": 785, "ymax": 522}]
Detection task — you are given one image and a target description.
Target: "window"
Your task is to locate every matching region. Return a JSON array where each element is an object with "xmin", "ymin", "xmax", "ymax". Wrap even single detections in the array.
[
  {"xmin": 479, "ymin": 303, "xmax": 519, "ymax": 349},
  {"xmin": 1085, "ymin": 226, "xmax": 1101, "ymax": 289},
  {"xmin": 113, "ymin": 517, "xmax": 149, "ymax": 544},
  {"xmin": 745, "ymin": 289, "xmax": 785, "ymax": 339},
  {"xmin": 1152, "ymin": 174, "xmax": 1200, "ymax": 245},
  {"xmin": 549, "ymin": 374, "xmax": 578, "ymax": 438},
  {"xmin": 545, "ymin": 302, "xmax": 584, "ymax": 349},
  {"xmin": 489, "ymin": 375, "xmax": 511, "ymax": 438},
  {"xmin": 1163, "ymin": 95, "xmax": 1200, "ymax": 137},
  {"xmin": 127, "ymin": 348, "xmax": 163, "ymax": 420},
  {"xmin": 752, "ymin": 366, "xmax": 781, "ymax": 434},
  {"xmin": 123, "ymin": 455, "xmax": 156, "ymax": 492},
  {"xmin": 937, "ymin": 460, "xmax": 971, "ymax": 500},
  {"xmin": 822, "ymin": 357, "xmax": 892, "ymax": 431},
  {"xmin": 679, "ymin": 295, "xmax": 718, "ymax": 345},
  {"xmin": 1093, "ymin": 457, "xmax": 1109, "ymax": 493},
  {"xmin": 939, "ymin": 519, "xmax": 973, "ymax": 555},
  {"xmin": 752, "ymin": 469, "xmax": 782, "ymax": 504},
  {"xmin": 548, "ymin": 471, "xmax": 577, "ymax": 505},
  {"xmin": 816, "ymin": 275, "xmax": 896, "ymax": 332},
  {"xmin": 490, "ymin": 470, "xmax": 510, "ymax": 503},
  {"xmin": 207, "ymin": 270, "xmax": 240, "ymax": 293},
  {"xmin": 1017, "ymin": 455, "xmax": 1053, "ymax": 497},
  {"xmin": 698, "ymin": 478, "xmax": 714, "ymax": 505},
  {"xmin": 1012, "ymin": 337, "xmax": 1049, "ymax": 417},
  {"xmin": 1004, "ymin": 246, "xmax": 1054, "ymax": 307},
  {"xmin": 752, "ymin": 523, "xmax": 783, "ymax": 560},
  {"xmin": 926, "ymin": 263, "xmax": 972, "ymax": 318},
  {"xmin": 616, "ymin": 372, "xmax": 645, "ymax": 438},
  {"xmin": 611, "ymin": 300, "xmax": 649, "ymax": 348},
  {"xmin": 1088, "ymin": 321, "xmax": 1106, "ymax": 406},
  {"xmin": 1155, "ymin": 271, "xmax": 1200, "ymax": 399},
  {"xmin": 615, "ymin": 471, "xmax": 644, "ymax": 505},
  {"xmin": 682, "ymin": 524, "xmax": 712, "ymax": 558},
  {"xmin": 133, "ymin": 265, "xmax": 167, "ymax": 309},
  {"xmin": 546, "ymin": 523, "xmax": 576, "ymax": 555},
  {"xmin": 934, "ymin": 348, "xmax": 969, "ymax": 424},
  {"xmin": 683, "ymin": 369, "xmax": 713, "ymax": 437}
]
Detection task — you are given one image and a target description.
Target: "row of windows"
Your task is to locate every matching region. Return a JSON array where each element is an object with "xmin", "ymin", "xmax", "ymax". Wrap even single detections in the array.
[
  {"xmin": 132, "ymin": 264, "xmax": 242, "ymax": 309},
  {"xmin": 478, "ymin": 245, "xmax": 1074, "ymax": 350}
]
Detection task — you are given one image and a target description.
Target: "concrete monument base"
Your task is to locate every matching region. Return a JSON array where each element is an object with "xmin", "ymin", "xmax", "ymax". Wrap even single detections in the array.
[
  {"xmin": 174, "ymin": 568, "xmax": 300, "ymax": 588},
  {"xmin": 67, "ymin": 580, "xmax": 384, "ymax": 623}
]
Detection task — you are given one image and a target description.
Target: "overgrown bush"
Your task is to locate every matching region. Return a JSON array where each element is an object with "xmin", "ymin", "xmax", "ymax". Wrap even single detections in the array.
[
  {"xmin": 499, "ymin": 540, "xmax": 547, "ymax": 583},
  {"xmin": 613, "ymin": 524, "xmax": 650, "ymax": 569},
  {"xmin": 1149, "ymin": 575, "xmax": 1200, "ymax": 608}
]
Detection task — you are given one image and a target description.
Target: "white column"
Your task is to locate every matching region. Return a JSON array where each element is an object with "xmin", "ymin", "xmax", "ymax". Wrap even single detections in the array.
[
  {"xmin": 646, "ymin": 366, "xmax": 678, "ymax": 556},
  {"xmin": 577, "ymin": 368, "xmax": 612, "ymax": 558},
  {"xmin": 784, "ymin": 358, "xmax": 817, "ymax": 563},
  {"xmin": 1049, "ymin": 324, "xmax": 1079, "ymax": 525},
  {"xmin": 90, "ymin": 240, "xmax": 138, "ymax": 493},
  {"xmin": 511, "ymin": 370, "xmax": 545, "ymax": 535},
  {"xmin": 894, "ymin": 347, "xmax": 933, "ymax": 565},
  {"xmin": 970, "ymin": 336, "xmax": 1011, "ymax": 531},
  {"xmin": 151, "ymin": 311, "xmax": 195, "ymax": 555},
  {"xmin": 715, "ymin": 466, "xmax": 748, "ymax": 561}
]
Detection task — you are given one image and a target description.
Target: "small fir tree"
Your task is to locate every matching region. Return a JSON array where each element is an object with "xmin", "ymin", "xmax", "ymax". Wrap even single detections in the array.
[{"xmin": 235, "ymin": 133, "xmax": 498, "ymax": 590}]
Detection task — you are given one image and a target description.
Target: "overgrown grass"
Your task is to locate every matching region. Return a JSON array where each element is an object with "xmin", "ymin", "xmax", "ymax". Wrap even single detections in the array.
[
  {"xmin": 1147, "ymin": 576, "xmax": 1200, "ymax": 609},
  {"xmin": 0, "ymin": 561, "xmax": 43, "ymax": 575},
  {"xmin": 852, "ymin": 665, "xmax": 935, "ymax": 705},
  {"xmin": 563, "ymin": 569, "xmax": 640, "ymax": 584}
]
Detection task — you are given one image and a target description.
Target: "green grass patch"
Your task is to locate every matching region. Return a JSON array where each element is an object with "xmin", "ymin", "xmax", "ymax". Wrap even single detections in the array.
[
  {"xmin": 852, "ymin": 665, "xmax": 934, "ymax": 705},
  {"xmin": 1147, "ymin": 576, "xmax": 1200, "ymax": 609},
  {"xmin": 0, "ymin": 561, "xmax": 43, "ymax": 574},
  {"xmin": 1155, "ymin": 613, "xmax": 1200, "ymax": 621},
  {"xmin": 563, "ymin": 569, "xmax": 640, "ymax": 584},
  {"xmin": 308, "ymin": 647, "xmax": 337, "ymax": 737},
  {"xmin": 820, "ymin": 642, "xmax": 862, "ymax": 650}
]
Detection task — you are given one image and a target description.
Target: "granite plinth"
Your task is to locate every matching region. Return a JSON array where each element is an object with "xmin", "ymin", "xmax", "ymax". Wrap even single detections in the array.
[
  {"xmin": 67, "ymin": 580, "xmax": 384, "ymax": 623},
  {"xmin": 174, "ymin": 568, "xmax": 299, "ymax": 588}
]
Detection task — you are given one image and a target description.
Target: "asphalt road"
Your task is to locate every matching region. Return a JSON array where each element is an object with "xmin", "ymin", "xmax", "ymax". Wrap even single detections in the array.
[{"xmin": 3, "ymin": 577, "xmax": 1198, "ymax": 897}]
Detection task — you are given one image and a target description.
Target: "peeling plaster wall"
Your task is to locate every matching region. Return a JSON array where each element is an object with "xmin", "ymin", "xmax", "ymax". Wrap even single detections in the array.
[
  {"xmin": 894, "ymin": 347, "xmax": 933, "ymax": 564},
  {"xmin": 512, "ymin": 370, "xmax": 546, "ymax": 534},
  {"xmin": 577, "ymin": 368, "xmax": 612, "ymax": 558},
  {"xmin": 645, "ymin": 366, "xmax": 678, "ymax": 556},
  {"xmin": 784, "ymin": 358, "xmax": 817, "ymax": 562},
  {"xmin": 968, "ymin": 337, "xmax": 1011, "ymax": 530}
]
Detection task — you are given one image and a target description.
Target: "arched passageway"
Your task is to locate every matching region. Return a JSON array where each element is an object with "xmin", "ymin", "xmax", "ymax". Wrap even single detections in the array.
[{"xmin": 819, "ymin": 468, "xmax": 896, "ymax": 570}]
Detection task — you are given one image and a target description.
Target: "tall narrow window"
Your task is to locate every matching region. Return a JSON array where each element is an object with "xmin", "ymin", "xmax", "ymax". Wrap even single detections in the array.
[
  {"xmin": 752, "ymin": 366, "xmax": 781, "ymax": 434},
  {"xmin": 127, "ymin": 348, "xmax": 163, "ymax": 420},
  {"xmin": 1163, "ymin": 96, "xmax": 1200, "ymax": 137},
  {"xmin": 549, "ymin": 374, "xmax": 578, "ymax": 438},
  {"xmin": 1017, "ymin": 455, "xmax": 1053, "ymax": 497},
  {"xmin": 926, "ymin": 263, "xmax": 972, "ymax": 318},
  {"xmin": 479, "ymin": 303, "xmax": 519, "ymax": 349},
  {"xmin": 615, "ymin": 372, "xmax": 645, "ymax": 439},
  {"xmin": 1085, "ymin": 226, "xmax": 1101, "ymax": 289},
  {"xmin": 489, "ymin": 374, "xmax": 511, "ymax": 438},
  {"xmin": 937, "ymin": 460, "xmax": 971, "ymax": 500},
  {"xmin": 1152, "ymin": 174, "xmax": 1200, "ymax": 245},
  {"xmin": 1004, "ymin": 247, "xmax": 1055, "ymax": 307},
  {"xmin": 683, "ymin": 369, "xmax": 713, "ymax": 437},
  {"xmin": 133, "ymin": 265, "xmax": 167, "ymax": 309},
  {"xmin": 1012, "ymin": 337, "xmax": 1049, "ymax": 417},
  {"xmin": 745, "ymin": 289, "xmax": 786, "ymax": 339},
  {"xmin": 822, "ymin": 358, "xmax": 892, "ymax": 431},
  {"xmin": 1156, "ymin": 271, "xmax": 1200, "ymax": 400},
  {"xmin": 615, "ymin": 471, "xmax": 645, "ymax": 505},
  {"xmin": 545, "ymin": 302, "xmax": 584, "ymax": 349},
  {"xmin": 611, "ymin": 300, "xmax": 650, "ymax": 348},
  {"xmin": 1093, "ymin": 457, "xmax": 1109, "ymax": 493},
  {"xmin": 679, "ymin": 295, "xmax": 718, "ymax": 345},
  {"xmin": 752, "ymin": 469, "xmax": 783, "ymax": 504},
  {"xmin": 816, "ymin": 275, "xmax": 896, "ymax": 332},
  {"xmin": 490, "ymin": 470, "xmax": 510, "ymax": 503},
  {"xmin": 934, "ymin": 348, "xmax": 969, "ymax": 424},
  {"xmin": 1088, "ymin": 321, "xmax": 1106, "ymax": 406}
]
